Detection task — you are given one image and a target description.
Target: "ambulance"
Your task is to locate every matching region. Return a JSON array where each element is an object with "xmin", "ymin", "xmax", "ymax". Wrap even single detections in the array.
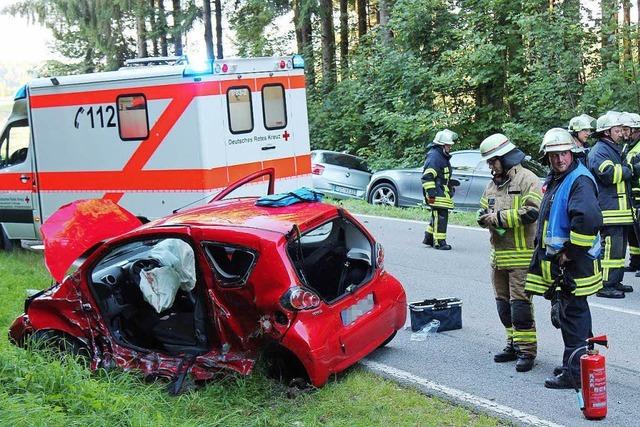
[{"xmin": 0, "ymin": 55, "xmax": 312, "ymax": 249}]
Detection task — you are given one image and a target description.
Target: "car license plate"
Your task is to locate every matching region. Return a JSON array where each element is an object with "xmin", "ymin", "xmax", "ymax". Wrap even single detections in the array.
[
  {"xmin": 341, "ymin": 293, "xmax": 374, "ymax": 326},
  {"xmin": 334, "ymin": 185, "xmax": 357, "ymax": 196}
]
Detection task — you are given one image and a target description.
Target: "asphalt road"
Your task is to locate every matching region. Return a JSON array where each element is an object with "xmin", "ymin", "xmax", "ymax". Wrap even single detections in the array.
[{"xmin": 357, "ymin": 214, "xmax": 640, "ymax": 427}]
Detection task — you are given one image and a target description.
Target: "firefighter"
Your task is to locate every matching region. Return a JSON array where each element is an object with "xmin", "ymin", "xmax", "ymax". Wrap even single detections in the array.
[
  {"xmin": 422, "ymin": 129, "xmax": 457, "ymax": 250},
  {"xmin": 478, "ymin": 134, "xmax": 541, "ymax": 372},
  {"xmin": 621, "ymin": 112, "xmax": 640, "ymax": 274},
  {"xmin": 587, "ymin": 111, "xmax": 634, "ymax": 298},
  {"xmin": 525, "ymin": 128, "xmax": 602, "ymax": 389},
  {"xmin": 568, "ymin": 114, "xmax": 595, "ymax": 153}
]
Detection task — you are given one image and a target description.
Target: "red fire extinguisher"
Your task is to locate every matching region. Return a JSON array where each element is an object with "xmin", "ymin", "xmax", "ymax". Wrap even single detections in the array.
[{"xmin": 568, "ymin": 335, "xmax": 608, "ymax": 420}]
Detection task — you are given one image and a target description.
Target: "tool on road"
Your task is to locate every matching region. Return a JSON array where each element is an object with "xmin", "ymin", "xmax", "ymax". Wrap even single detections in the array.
[
  {"xmin": 567, "ymin": 335, "xmax": 609, "ymax": 420},
  {"xmin": 409, "ymin": 298, "xmax": 462, "ymax": 332}
]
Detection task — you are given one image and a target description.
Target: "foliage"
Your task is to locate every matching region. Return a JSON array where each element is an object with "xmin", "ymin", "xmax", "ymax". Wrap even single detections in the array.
[{"xmin": 0, "ymin": 250, "xmax": 498, "ymax": 426}]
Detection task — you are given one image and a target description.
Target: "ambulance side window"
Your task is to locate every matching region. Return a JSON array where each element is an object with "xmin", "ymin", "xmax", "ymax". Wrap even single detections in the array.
[
  {"xmin": 227, "ymin": 87, "xmax": 253, "ymax": 134},
  {"xmin": 0, "ymin": 120, "xmax": 30, "ymax": 169},
  {"xmin": 262, "ymin": 84, "xmax": 287, "ymax": 130},
  {"xmin": 117, "ymin": 94, "xmax": 149, "ymax": 141}
]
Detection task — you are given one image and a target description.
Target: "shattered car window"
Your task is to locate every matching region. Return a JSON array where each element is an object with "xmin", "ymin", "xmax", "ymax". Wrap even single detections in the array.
[{"xmin": 204, "ymin": 243, "xmax": 257, "ymax": 287}]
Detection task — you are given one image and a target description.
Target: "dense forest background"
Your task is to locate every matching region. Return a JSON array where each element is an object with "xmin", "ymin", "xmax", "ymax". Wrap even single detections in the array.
[{"xmin": 4, "ymin": 0, "xmax": 640, "ymax": 169}]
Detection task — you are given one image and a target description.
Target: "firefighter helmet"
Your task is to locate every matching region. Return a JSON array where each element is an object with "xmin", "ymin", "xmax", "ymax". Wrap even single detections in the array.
[
  {"xmin": 432, "ymin": 129, "xmax": 458, "ymax": 146},
  {"xmin": 540, "ymin": 128, "xmax": 577, "ymax": 154},
  {"xmin": 620, "ymin": 112, "xmax": 640, "ymax": 128},
  {"xmin": 479, "ymin": 133, "xmax": 516, "ymax": 160},
  {"xmin": 595, "ymin": 111, "xmax": 625, "ymax": 133},
  {"xmin": 568, "ymin": 114, "xmax": 596, "ymax": 132}
]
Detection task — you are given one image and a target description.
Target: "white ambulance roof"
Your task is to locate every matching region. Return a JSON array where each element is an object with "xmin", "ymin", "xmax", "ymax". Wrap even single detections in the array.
[{"xmin": 28, "ymin": 56, "xmax": 301, "ymax": 90}]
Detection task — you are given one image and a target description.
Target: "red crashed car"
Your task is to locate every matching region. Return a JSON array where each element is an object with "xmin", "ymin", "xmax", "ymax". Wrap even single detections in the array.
[{"xmin": 9, "ymin": 169, "xmax": 406, "ymax": 388}]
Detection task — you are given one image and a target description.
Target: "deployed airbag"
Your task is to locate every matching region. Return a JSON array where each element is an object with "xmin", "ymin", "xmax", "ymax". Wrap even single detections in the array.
[{"xmin": 138, "ymin": 239, "xmax": 196, "ymax": 313}]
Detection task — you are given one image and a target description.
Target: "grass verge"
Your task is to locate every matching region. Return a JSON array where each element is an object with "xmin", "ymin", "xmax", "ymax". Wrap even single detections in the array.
[
  {"xmin": 0, "ymin": 251, "xmax": 499, "ymax": 426},
  {"xmin": 327, "ymin": 198, "xmax": 479, "ymax": 227}
]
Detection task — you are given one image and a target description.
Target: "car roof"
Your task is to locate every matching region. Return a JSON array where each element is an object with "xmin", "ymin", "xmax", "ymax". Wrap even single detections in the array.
[
  {"xmin": 312, "ymin": 149, "xmax": 364, "ymax": 159},
  {"xmin": 149, "ymin": 198, "xmax": 339, "ymax": 235}
]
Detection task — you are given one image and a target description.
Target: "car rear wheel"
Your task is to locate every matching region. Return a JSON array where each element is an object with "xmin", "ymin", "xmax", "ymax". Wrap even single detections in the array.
[
  {"xmin": 369, "ymin": 183, "xmax": 398, "ymax": 207},
  {"xmin": 378, "ymin": 330, "xmax": 397, "ymax": 348},
  {"xmin": 29, "ymin": 330, "xmax": 90, "ymax": 359}
]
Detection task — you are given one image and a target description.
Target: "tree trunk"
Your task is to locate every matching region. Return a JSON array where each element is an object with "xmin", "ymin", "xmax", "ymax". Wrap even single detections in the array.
[
  {"xmin": 172, "ymin": 0, "xmax": 183, "ymax": 56},
  {"xmin": 203, "ymin": 0, "xmax": 214, "ymax": 60},
  {"xmin": 600, "ymin": 0, "xmax": 619, "ymax": 68},
  {"xmin": 136, "ymin": 4, "xmax": 148, "ymax": 58},
  {"xmin": 300, "ymin": 0, "xmax": 315, "ymax": 87},
  {"xmin": 623, "ymin": 0, "xmax": 631, "ymax": 64},
  {"xmin": 214, "ymin": 0, "xmax": 223, "ymax": 58},
  {"xmin": 319, "ymin": 0, "xmax": 337, "ymax": 93},
  {"xmin": 637, "ymin": 0, "xmax": 640, "ymax": 60},
  {"xmin": 158, "ymin": 0, "xmax": 169, "ymax": 56},
  {"xmin": 294, "ymin": 0, "xmax": 303, "ymax": 53},
  {"xmin": 339, "ymin": 0, "xmax": 348, "ymax": 78},
  {"xmin": 149, "ymin": 0, "xmax": 159, "ymax": 55},
  {"xmin": 379, "ymin": 0, "xmax": 391, "ymax": 43},
  {"xmin": 357, "ymin": 0, "xmax": 367, "ymax": 38}
]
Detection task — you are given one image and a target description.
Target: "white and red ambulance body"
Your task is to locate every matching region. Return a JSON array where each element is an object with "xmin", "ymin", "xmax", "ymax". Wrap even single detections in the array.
[{"xmin": 0, "ymin": 55, "xmax": 311, "ymax": 247}]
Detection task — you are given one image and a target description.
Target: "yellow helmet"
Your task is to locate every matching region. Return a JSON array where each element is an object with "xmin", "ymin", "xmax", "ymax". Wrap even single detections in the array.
[{"xmin": 479, "ymin": 133, "xmax": 516, "ymax": 160}]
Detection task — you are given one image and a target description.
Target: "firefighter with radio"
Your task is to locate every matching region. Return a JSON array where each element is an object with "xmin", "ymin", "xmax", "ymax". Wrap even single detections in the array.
[
  {"xmin": 525, "ymin": 128, "xmax": 602, "ymax": 389},
  {"xmin": 422, "ymin": 129, "xmax": 458, "ymax": 250},
  {"xmin": 568, "ymin": 114, "xmax": 596, "ymax": 154},
  {"xmin": 620, "ymin": 112, "xmax": 640, "ymax": 275},
  {"xmin": 587, "ymin": 111, "xmax": 634, "ymax": 298},
  {"xmin": 477, "ymin": 134, "xmax": 541, "ymax": 372}
]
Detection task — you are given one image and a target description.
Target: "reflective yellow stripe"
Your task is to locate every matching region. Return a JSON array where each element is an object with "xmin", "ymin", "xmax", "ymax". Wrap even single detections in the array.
[
  {"xmin": 480, "ymin": 197, "xmax": 488, "ymax": 209},
  {"xmin": 541, "ymin": 220, "xmax": 548, "ymax": 249},
  {"xmin": 505, "ymin": 327, "xmax": 513, "ymax": 338},
  {"xmin": 598, "ymin": 160, "xmax": 614, "ymax": 173},
  {"xmin": 513, "ymin": 331, "xmax": 537, "ymax": 343},
  {"xmin": 602, "ymin": 235, "xmax": 611, "ymax": 281},
  {"xmin": 542, "ymin": 260, "xmax": 552, "ymax": 283},
  {"xmin": 522, "ymin": 192, "xmax": 542, "ymax": 203},
  {"xmin": 422, "ymin": 182, "xmax": 436, "ymax": 190},
  {"xmin": 525, "ymin": 273, "xmax": 552, "ymax": 294},
  {"xmin": 569, "ymin": 230, "xmax": 596, "ymax": 247},
  {"xmin": 617, "ymin": 180, "xmax": 628, "ymax": 210},
  {"xmin": 629, "ymin": 245, "xmax": 640, "ymax": 255},
  {"xmin": 613, "ymin": 164, "xmax": 622, "ymax": 183},
  {"xmin": 423, "ymin": 168, "xmax": 437, "ymax": 178},
  {"xmin": 602, "ymin": 209, "xmax": 633, "ymax": 224}
]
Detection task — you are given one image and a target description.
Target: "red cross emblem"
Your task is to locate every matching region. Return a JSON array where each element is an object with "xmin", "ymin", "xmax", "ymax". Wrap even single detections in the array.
[
  {"xmin": 24, "ymin": 196, "xmax": 30, "ymax": 204},
  {"xmin": 282, "ymin": 130, "xmax": 291, "ymax": 141}
]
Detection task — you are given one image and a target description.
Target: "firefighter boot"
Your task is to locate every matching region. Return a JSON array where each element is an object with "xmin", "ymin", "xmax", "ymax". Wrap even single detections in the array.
[
  {"xmin": 515, "ymin": 355, "xmax": 535, "ymax": 372},
  {"xmin": 544, "ymin": 371, "xmax": 580, "ymax": 389},
  {"xmin": 435, "ymin": 240, "xmax": 452, "ymax": 250},
  {"xmin": 494, "ymin": 344, "xmax": 517, "ymax": 363},
  {"xmin": 616, "ymin": 282, "xmax": 633, "ymax": 293},
  {"xmin": 422, "ymin": 232, "xmax": 434, "ymax": 246}
]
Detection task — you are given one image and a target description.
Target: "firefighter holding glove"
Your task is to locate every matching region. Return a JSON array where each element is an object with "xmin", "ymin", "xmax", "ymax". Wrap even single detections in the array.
[
  {"xmin": 587, "ymin": 111, "xmax": 633, "ymax": 298},
  {"xmin": 525, "ymin": 128, "xmax": 603, "ymax": 389},
  {"xmin": 621, "ymin": 112, "xmax": 640, "ymax": 275},
  {"xmin": 422, "ymin": 129, "xmax": 457, "ymax": 250},
  {"xmin": 478, "ymin": 134, "xmax": 541, "ymax": 372}
]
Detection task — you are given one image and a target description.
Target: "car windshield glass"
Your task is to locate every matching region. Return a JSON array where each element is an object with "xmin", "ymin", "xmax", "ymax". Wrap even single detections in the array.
[
  {"xmin": 450, "ymin": 152, "xmax": 480, "ymax": 170},
  {"xmin": 322, "ymin": 152, "xmax": 369, "ymax": 172}
]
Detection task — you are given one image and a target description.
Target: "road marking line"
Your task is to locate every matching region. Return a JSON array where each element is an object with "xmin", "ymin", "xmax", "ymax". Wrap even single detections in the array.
[
  {"xmin": 590, "ymin": 302, "xmax": 640, "ymax": 317},
  {"xmin": 354, "ymin": 213, "xmax": 486, "ymax": 232},
  {"xmin": 362, "ymin": 360, "xmax": 564, "ymax": 427}
]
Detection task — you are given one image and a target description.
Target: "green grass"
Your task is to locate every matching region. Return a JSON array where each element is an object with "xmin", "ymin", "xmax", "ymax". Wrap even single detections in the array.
[
  {"xmin": 327, "ymin": 198, "xmax": 479, "ymax": 227},
  {"xmin": 0, "ymin": 251, "xmax": 499, "ymax": 426}
]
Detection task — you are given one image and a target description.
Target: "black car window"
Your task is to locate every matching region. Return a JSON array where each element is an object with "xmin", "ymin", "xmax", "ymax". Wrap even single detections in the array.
[
  {"xmin": 322, "ymin": 152, "xmax": 369, "ymax": 172},
  {"xmin": 450, "ymin": 152, "xmax": 481, "ymax": 171}
]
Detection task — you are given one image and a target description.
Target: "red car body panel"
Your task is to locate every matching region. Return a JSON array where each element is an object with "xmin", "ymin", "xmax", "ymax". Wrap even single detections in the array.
[{"xmin": 10, "ymin": 193, "xmax": 406, "ymax": 388}]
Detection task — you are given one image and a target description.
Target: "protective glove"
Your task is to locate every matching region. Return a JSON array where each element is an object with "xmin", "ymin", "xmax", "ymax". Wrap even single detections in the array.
[
  {"xmin": 550, "ymin": 298, "xmax": 562, "ymax": 329},
  {"xmin": 478, "ymin": 212, "xmax": 499, "ymax": 227},
  {"xmin": 476, "ymin": 209, "xmax": 487, "ymax": 227}
]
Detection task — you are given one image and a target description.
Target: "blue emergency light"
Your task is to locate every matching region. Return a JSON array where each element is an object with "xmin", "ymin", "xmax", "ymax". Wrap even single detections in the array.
[
  {"xmin": 292, "ymin": 54, "xmax": 305, "ymax": 69},
  {"xmin": 14, "ymin": 85, "xmax": 27, "ymax": 100},
  {"xmin": 183, "ymin": 60, "xmax": 214, "ymax": 77}
]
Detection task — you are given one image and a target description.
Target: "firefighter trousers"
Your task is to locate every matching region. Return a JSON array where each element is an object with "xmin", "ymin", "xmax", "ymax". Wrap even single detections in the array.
[
  {"xmin": 492, "ymin": 267, "xmax": 537, "ymax": 358},
  {"xmin": 559, "ymin": 295, "xmax": 592, "ymax": 378},
  {"xmin": 627, "ymin": 224, "xmax": 640, "ymax": 269},
  {"xmin": 426, "ymin": 208, "xmax": 449, "ymax": 241},
  {"xmin": 601, "ymin": 225, "xmax": 627, "ymax": 288}
]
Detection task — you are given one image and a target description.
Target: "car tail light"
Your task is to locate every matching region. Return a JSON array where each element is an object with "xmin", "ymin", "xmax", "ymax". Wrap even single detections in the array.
[
  {"xmin": 375, "ymin": 242, "xmax": 384, "ymax": 270},
  {"xmin": 282, "ymin": 288, "xmax": 321, "ymax": 310},
  {"xmin": 311, "ymin": 164, "xmax": 325, "ymax": 175}
]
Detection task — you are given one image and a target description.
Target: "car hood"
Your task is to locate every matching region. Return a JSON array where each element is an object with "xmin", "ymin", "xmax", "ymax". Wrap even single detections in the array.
[{"xmin": 41, "ymin": 199, "xmax": 142, "ymax": 282}]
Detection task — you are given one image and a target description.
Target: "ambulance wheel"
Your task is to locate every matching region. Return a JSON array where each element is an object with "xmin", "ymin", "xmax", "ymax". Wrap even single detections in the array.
[
  {"xmin": 0, "ymin": 226, "xmax": 16, "ymax": 251},
  {"xmin": 369, "ymin": 182, "xmax": 398, "ymax": 207},
  {"xmin": 378, "ymin": 330, "xmax": 398, "ymax": 348}
]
